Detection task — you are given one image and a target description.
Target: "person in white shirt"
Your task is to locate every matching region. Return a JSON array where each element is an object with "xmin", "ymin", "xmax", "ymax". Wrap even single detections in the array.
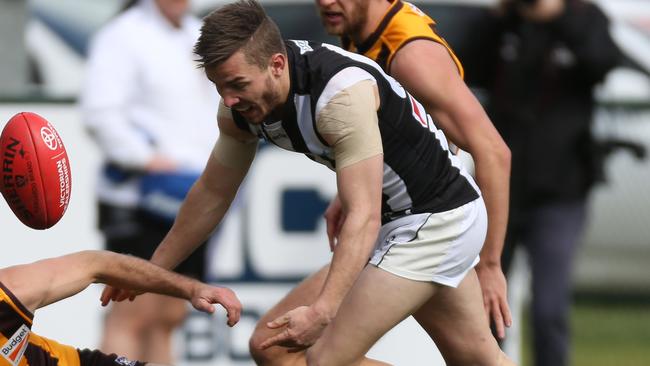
[{"xmin": 79, "ymin": 0, "xmax": 219, "ymax": 363}]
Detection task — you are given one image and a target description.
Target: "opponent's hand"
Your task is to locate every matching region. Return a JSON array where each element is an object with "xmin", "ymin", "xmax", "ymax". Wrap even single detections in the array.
[
  {"xmin": 190, "ymin": 284, "xmax": 242, "ymax": 327},
  {"xmin": 259, "ymin": 305, "xmax": 331, "ymax": 351},
  {"xmin": 324, "ymin": 195, "xmax": 344, "ymax": 252},
  {"xmin": 476, "ymin": 263, "xmax": 512, "ymax": 339},
  {"xmin": 100, "ymin": 285, "xmax": 139, "ymax": 306}
]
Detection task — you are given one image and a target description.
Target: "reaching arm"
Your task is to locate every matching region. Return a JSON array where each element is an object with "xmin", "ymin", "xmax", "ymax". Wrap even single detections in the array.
[
  {"xmin": 0, "ymin": 251, "xmax": 241, "ymax": 325},
  {"xmin": 390, "ymin": 40, "xmax": 512, "ymax": 337},
  {"xmin": 149, "ymin": 112, "xmax": 257, "ymax": 271},
  {"xmin": 260, "ymin": 80, "xmax": 383, "ymax": 349},
  {"xmin": 101, "ymin": 108, "xmax": 257, "ymax": 304}
]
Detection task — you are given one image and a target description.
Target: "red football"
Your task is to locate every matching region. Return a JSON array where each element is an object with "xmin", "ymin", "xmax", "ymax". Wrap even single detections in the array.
[{"xmin": 0, "ymin": 112, "xmax": 72, "ymax": 229}]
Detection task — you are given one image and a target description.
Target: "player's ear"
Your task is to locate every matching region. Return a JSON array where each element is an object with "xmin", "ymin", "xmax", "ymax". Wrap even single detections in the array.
[{"xmin": 269, "ymin": 53, "xmax": 286, "ymax": 77}]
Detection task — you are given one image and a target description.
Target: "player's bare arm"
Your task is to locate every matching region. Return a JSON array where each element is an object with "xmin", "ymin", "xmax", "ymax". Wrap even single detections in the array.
[
  {"xmin": 149, "ymin": 106, "xmax": 257, "ymax": 270},
  {"xmin": 0, "ymin": 251, "xmax": 241, "ymax": 326},
  {"xmin": 390, "ymin": 40, "xmax": 513, "ymax": 337},
  {"xmin": 101, "ymin": 108, "xmax": 257, "ymax": 303},
  {"xmin": 260, "ymin": 80, "xmax": 383, "ymax": 350}
]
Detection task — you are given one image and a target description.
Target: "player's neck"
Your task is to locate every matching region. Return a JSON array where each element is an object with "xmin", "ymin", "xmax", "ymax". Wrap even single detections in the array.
[
  {"xmin": 352, "ymin": 0, "xmax": 392, "ymax": 45},
  {"xmin": 269, "ymin": 70, "xmax": 291, "ymax": 121}
]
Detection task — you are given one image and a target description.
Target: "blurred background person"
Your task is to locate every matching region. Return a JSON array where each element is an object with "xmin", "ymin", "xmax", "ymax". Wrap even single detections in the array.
[
  {"xmin": 458, "ymin": 0, "xmax": 622, "ymax": 365},
  {"xmin": 79, "ymin": 0, "xmax": 220, "ymax": 363}
]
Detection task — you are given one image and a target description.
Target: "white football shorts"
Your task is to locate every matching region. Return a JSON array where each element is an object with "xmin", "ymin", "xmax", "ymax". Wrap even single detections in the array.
[{"xmin": 369, "ymin": 197, "xmax": 487, "ymax": 287}]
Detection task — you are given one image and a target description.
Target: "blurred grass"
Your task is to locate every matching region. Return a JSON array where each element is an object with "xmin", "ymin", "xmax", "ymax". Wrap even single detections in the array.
[{"xmin": 521, "ymin": 301, "xmax": 650, "ymax": 366}]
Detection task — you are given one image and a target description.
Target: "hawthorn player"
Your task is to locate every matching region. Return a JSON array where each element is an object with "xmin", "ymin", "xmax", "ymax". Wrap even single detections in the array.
[{"xmin": 0, "ymin": 250, "xmax": 241, "ymax": 366}]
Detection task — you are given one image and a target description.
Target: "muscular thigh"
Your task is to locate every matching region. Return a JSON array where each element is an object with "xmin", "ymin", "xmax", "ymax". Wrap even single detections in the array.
[
  {"xmin": 412, "ymin": 269, "xmax": 501, "ymax": 365},
  {"xmin": 309, "ymin": 265, "xmax": 436, "ymax": 365}
]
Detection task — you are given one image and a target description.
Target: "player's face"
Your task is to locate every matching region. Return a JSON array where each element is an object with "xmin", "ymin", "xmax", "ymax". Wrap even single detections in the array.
[
  {"xmin": 206, "ymin": 51, "xmax": 284, "ymax": 124},
  {"xmin": 316, "ymin": 0, "xmax": 370, "ymax": 36}
]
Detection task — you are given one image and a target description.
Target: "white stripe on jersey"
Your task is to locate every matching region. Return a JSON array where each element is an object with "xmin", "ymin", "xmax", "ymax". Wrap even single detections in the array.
[
  {"xmin": 315, "ymin": 67, "xmax": 376, "ymax": 119},
  {"xmin": 383, "ymin": 163, "xmax": 414, "ymax": 211},
  {"xmin": 320, "ymin": 43, "xmax": 407, "ymax": 98},
  {"xmin": 294, "ymin": 94, "xmax": 330, "ymax": 157}
]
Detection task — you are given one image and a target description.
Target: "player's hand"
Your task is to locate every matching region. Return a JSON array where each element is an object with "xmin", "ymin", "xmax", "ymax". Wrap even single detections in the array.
[
  {"xmin": 259, "ymin": 305, "xmax": 330, "ymax": 351},
  {"xmin": 475, "ymin": 262, "xmax": 512, "ymax": 339},
  {"xmin": 145, "ymin": 155, "xmax": 177, "ymax": 173},
  {"xmin": 324, "ymin": 195, "xmax": 344, "ymax": 252},
  {"xmin": 190, "ymin": 285, "xmax": 242, "ymax": 327},
  {"xmin": 100, "ymin": 285, "xmax": 139, "ymax": 306}
]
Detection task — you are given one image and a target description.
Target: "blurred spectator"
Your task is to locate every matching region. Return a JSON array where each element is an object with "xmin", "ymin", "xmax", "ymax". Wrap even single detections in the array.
[
  {"xmin": 459, "ymin": 0, "xmax": 622, "ymax": 365},
  {"xmin": 79, "ymin": 0, "xmax": 219, "ymax": 363}
]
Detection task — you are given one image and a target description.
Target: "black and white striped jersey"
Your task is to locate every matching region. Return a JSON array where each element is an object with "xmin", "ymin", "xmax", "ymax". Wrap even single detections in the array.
[{"xmin": 232, "ymin": 40, "xmax": 480, "ymax": 220}]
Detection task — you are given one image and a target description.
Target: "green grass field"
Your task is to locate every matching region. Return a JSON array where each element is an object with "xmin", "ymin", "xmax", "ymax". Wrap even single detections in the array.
[{"xmin": 521, "ymin": 301, "xmax": 650, "ymax": 366}]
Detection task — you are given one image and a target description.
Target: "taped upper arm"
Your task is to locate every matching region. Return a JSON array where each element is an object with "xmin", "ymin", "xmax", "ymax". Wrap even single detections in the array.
[
  {"xmin": 213, "ymin": 100, "xmax": 258, "ymax": 170},
  {"xmin": 316, "ymin": 80, "xmax": 383, "ymax": 170}
]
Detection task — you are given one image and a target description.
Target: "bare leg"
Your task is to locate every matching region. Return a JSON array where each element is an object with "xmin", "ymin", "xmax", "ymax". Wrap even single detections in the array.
[
  {"xmin": 250, "ymin": 265, "xmax": 390, "ymax": 366},
  {"xmin": 307, "ymin": 266, "xmax": 515, "ymax": 366},
  {"xmin": 249, "ymin": 266, "xmax": 330, "ymax": 366},
  {"xmin": 413, "ymin": 269, "xmax": 516, "ymax": 366},
  {"xmin": 307, "ymin": 265, "xmax": 436, "ymax": 366},
  {"xmin": 101, "ymin": 293, "xmax": 187, "ymax": 364},
  {"xmin": 144, "ymin": 295, "xmax": 188, "ymax": 364}
]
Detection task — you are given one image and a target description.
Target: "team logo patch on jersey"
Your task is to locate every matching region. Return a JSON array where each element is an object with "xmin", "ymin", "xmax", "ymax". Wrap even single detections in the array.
[
  {"xmin": 1, "ymin": 324, "xmax": 30, "ymax": 366},
  {"xmin": 115, "ymin": 356, "xmax": 137, "ymax": 366}
]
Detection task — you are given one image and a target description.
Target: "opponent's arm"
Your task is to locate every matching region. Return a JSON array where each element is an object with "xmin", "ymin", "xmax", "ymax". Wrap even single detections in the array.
[
  {"xmin": 390, "ymin": 40, "xmax": 512, "ymax": 337},
  {"xmin": 0, "ymin": 251, "xmax": 241, "ymax": 325}
]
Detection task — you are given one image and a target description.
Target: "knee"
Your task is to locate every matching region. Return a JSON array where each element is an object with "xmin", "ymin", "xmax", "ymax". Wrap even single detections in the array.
[
  {"xmin": 249, "ymin": 329, "xmax": 292, "ymax": 366},
  {"xmin": 156, "ymin": 303, "xmax": 188, "ymax": 329},
  {"xmin": 248, "ymin": 332, "xmax": 271, "ymax": 365},
  {"xmin": 105, "ymin": 306, "xmax": 150, "ymax": 334}
]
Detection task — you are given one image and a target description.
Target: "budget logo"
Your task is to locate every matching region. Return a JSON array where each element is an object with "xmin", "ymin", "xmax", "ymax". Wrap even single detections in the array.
[{"xmin": 1, "ymin": 324, "xmax": 30, "ymax": 366}]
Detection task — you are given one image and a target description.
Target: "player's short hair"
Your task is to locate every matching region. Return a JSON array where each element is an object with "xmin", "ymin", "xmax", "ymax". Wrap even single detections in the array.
[{"xmin": 195, "ymin": 0, "xmax": 285, "ymax": 69}]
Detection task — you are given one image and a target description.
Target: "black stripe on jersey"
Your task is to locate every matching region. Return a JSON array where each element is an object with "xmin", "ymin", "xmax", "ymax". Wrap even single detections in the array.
[
  {"xmin": 278, "ymin": 84, "xmax": 310, "ymax": 152},
  {"xmin": 24, "ymin": 343, "xmax": 59, "ymax": 366},
  {"xmin": 0, "ymin": 302, "xmax": 24, "ymax": 338},
  {"xmin": 232, "ymin": 111, "xmax": 256, "ymax": 137},
  {"xmin": 376, "ymin": 43, "xmax": 391, "ymax": 71},
  {"xmin": 0, "ymin": 282, "xmax": 33, "ymax": 321},
  {"xmin": 356, "ymin": 0, "xmax": 404, "ymax": 54}
]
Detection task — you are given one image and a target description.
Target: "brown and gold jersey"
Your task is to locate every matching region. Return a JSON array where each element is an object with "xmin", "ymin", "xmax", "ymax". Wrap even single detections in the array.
[
  {"xmin": 0, "ymin": 282, "xmax": 144, "ymax": 366},
  {"xmin": 342, "ymin": 0, "xmax": 463, "ymax": 77}
]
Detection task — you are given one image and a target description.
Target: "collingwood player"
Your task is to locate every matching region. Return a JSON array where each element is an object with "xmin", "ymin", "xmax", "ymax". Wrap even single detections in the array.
[{"xmin": 103, "ymin": 1, "xmax": 516, "ymax": 365}]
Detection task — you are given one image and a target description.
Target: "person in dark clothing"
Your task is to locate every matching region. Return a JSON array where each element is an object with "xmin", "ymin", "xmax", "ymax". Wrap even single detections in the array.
[{"xmin": 458, "ymin": 0, "xmax": 622, "ymax": 365}]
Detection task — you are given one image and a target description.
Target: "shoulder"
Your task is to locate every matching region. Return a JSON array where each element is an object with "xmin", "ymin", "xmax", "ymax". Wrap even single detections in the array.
[{"xmin": 383, "ymin": 2, "xmax": 440, "ymax": 44}]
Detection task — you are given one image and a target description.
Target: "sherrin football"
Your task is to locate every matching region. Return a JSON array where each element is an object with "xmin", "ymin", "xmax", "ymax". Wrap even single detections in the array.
[{"xmin": 0, "ymin": 112, "xmax": 71, "ymax": 229}]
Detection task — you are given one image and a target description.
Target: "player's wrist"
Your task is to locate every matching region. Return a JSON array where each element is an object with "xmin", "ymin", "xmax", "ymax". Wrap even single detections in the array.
[
  {"xmin": 312, "ymin": 299, "xmax": 336, "ymax": 321},
  {"xmin": 477, "ymin": 259, "xmax": 502, "ymax": 269}
]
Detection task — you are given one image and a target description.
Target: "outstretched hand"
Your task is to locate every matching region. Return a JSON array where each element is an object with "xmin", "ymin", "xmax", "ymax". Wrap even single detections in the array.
[
  {"xmin": 476, "ymin": 263, "xmax": 512, "ymax": 339},
  {"xmin": 190, "ymin": 284, "xmax": 242, "ymax": 327},
  {"xmin": 259, "ymin": 305, "xmax": 330, "ymax": 351}
]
